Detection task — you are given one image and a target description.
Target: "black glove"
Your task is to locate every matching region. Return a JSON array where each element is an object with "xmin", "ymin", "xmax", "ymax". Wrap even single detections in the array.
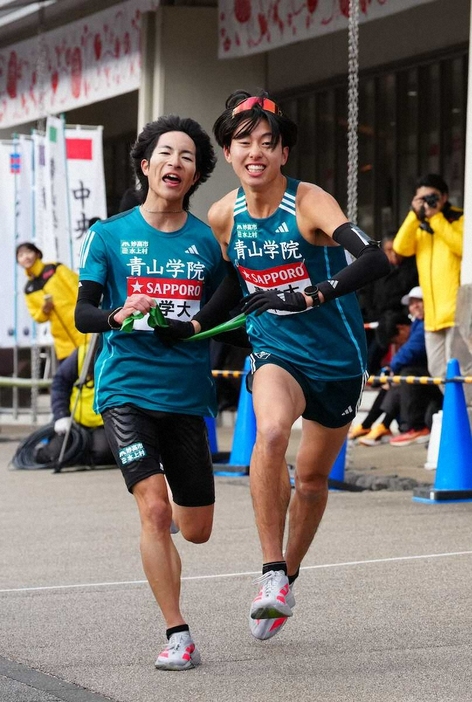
[
  {"xmin": 414, "ymin": 204, "xmax": 434, "ymax": 233},
  {"xmin": 153, "ymin": 318, "xmax": 195, "ymax": 344},
  {"xmin": 241, "ymin": 290, "xmax": 307, "ymax": 316}
]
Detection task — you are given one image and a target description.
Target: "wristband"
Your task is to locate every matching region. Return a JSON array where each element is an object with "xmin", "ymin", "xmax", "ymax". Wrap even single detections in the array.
[
  {"xmin": 303, "ymin": 285, "xmax": 321, "ymax": 308},
  {"xmin": 107, "ymin": 307, "xmax": 123, "ymax": 330}
]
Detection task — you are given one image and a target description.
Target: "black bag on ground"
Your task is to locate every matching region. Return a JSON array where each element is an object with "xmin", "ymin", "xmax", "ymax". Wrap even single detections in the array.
[{"xmin": 11, "ymin": 422, "xmax": 91, "ymax": 470}]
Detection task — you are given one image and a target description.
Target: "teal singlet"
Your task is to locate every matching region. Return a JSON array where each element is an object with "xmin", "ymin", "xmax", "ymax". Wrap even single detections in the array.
[
  {"xmin": 227, "ymin": 177, "xmax": 367, "ymax": 381},
  {"xmin": 79, "ymin": 207, "xmax": 225, "ymax": 415}
]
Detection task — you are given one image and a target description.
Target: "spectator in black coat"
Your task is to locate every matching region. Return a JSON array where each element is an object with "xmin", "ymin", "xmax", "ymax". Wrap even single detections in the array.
[{"xmin": 358, "ymin": 232, "xmax": 419, "ymax": 375}]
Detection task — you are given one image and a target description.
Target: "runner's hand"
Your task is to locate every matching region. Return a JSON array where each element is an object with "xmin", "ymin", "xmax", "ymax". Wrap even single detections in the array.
[
  {"xmin": 153, "ymin": 319, "xmax": 195, "ymax": 344},
  {"xmin": 241, "ymin": 290, "xmax": 307, "ymax": 316}
]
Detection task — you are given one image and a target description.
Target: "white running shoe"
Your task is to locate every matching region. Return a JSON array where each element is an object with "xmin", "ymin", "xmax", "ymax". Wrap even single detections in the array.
[
  {"xmin": 249, "ymin": 584, "xmax": 295, "ymax": 640},
  {"xmin": 155, "ymin": 631, "xmax": 201, "ymax": 671},
  {"xmin": 250, "ymin": 570, "xmax": 293, "ymax": 620}
]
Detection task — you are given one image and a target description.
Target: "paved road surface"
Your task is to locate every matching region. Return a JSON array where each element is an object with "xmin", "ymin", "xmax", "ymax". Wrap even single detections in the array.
[{"xmin": 1, "ymin": 433, "xmax": 472, "ymax": 702}]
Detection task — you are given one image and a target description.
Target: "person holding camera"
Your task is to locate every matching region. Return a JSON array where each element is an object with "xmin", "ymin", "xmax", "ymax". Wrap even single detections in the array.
[{"xmin": 393, "ymin": 174, "xmax": 463, "ymax": 382}]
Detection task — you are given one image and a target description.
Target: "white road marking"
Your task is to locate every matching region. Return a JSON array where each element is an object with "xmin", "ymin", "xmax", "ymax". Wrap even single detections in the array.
[{"xmin": 1, "ymin": 550, "xmax": 471, "ymax": 593}]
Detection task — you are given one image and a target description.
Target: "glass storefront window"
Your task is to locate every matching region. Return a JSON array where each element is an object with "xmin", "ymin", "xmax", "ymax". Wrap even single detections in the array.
[
  {"xmin": 376, "ymin": 73, "xmax": 396, "ymax": 240},
  {"xmin": 442, "ymin": 57, "xmax": 466, "ymax": 207},
  {"xmin": 419, "ymin": 62, "xmax": 440, "ymax": 176},
  {"xmin": 316, "ymin": 90, "xmax": 336, "ymax": 197},
  {"xmin": 278, "ymin": 47, "xmax": 466, "ymax": 237},
  {"xmin": 357, "ymin": 77, "xmax": 375, "ymax": 236}
]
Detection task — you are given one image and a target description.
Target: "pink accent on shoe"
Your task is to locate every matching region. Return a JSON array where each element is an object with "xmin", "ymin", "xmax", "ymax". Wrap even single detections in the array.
[
  {"xmin": 269, "ymin": 617, "xmax": 287, "ymax": 632},
  {"xmin": 389, "ymin": 428, "xmax": 430, "ymax": 446}
]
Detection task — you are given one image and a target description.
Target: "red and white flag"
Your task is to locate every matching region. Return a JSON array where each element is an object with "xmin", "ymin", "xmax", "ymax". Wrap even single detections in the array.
[{"xmin": 65, "ymin": 126, "xmax": 107, "ymax": 270}]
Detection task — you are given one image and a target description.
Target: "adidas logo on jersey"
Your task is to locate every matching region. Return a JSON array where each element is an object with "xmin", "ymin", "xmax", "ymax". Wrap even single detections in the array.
[
  {"xmin": 275, "ymin": 222, "xmax": 289, "ymax": 234},
  {"xmin": 341, "ymin": 405, "xmax": 353, "ymax": 416},
  {"xmin": 327, "ymin": 279, "xmax": 339, "ymax": 289},
  {"xmin": 185, "ymin": 245, "xmax": 199, "ymax": 255}
]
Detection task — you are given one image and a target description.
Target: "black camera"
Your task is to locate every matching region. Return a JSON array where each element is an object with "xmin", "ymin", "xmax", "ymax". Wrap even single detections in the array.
[{"xmin": 422, "ymin": 193, "xmax": 440, "ymax": 207}]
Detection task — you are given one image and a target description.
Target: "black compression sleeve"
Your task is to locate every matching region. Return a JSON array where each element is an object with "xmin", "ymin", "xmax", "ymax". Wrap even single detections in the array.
[
  {"xmin": 316, "ymin": 222, "xmax": 390, "ymax": 303},
  {"xmin": 75, "ymin": 280, "xmax": 120, "ymax": 332},
  {"xmin": 193, "ymin": 261, "xmax": 243, "ymax": 332}
]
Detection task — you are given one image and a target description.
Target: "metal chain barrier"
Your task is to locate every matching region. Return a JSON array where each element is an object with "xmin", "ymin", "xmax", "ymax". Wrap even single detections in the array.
[{"xmin": 347, "ymin": 0, "xmax": 360, "ymax": 223}]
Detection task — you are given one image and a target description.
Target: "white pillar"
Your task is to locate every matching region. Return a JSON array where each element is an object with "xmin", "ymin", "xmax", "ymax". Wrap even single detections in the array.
[
  {"xmin": 137, "ymin": 10, "xmax": 165, "ymax": 133},
  {"xmin": 461, "ymin": 0, "xmax": 472, "ymax": 284}
]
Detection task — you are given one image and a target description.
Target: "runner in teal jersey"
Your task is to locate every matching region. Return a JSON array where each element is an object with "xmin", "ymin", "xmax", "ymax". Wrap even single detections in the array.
[
  {"xmin": 75, "ymin": 116, "xmax": 226, "ymax": 671},
  {"xmin": 206, "ymin": 90, "xmax": 390, "ymax": 642}
]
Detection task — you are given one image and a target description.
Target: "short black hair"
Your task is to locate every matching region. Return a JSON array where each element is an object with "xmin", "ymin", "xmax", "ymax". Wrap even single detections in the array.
[
  {"xmin": 130, "ymin": 115, "xmax": 216, "ymax": 211},
  {"xmin": 376, "ymin": 311, "xmax": 411, "ymax": 349},
  {"xmin": 213, "ymin": 89, "xmax": 298, "ymax": 152},
  {"xmin": 16, "ymin": 242, "xmax": 43, "ymax": 260},
  {"xmin": 416, "ymin": 173, "xmax": 448, "ymax": 194}
]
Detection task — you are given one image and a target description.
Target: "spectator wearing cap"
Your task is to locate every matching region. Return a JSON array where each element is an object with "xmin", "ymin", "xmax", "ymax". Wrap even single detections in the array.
[
  {"xmin": 393, "ymin": 174, "xmax": 463, "ymax": 383},
  {"xmin": 351, "ymin": 287, "xmax": 442, "ymax": 446},
  {"xmin": 16, "ymin": 242, "xmax": 86, "ymax": 361},
  {"xmin": 378, "ymin": 290, "xmax": 443, "ymax": 447},
  {"xmin": 401, "ymin": 285, "xmax": 423, "ymax": 319}
]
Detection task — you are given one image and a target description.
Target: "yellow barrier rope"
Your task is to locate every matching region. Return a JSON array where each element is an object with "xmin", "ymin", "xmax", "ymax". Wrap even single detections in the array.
[
  {"xmin": 368, "ymin": 375, "xmax": 472, "ymax": 386},
  {"xmin": 1, "ymin": 373, "xmax": 471, "ymax": 388}
]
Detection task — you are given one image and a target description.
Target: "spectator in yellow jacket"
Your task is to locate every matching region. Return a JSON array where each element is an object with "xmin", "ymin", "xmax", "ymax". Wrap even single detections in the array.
[
  {"xmin": 393, "ymin": 174, "xmax": 463, "ymax": 382},
  {"xmin": 16, "ymin": 242, "xmax": 86, "ymax": 361}
]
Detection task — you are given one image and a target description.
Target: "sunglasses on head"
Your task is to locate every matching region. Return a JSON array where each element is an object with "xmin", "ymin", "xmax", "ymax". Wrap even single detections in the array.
[{"xmin": 232, "ymin": 97, "xmax": 283, "ymax": 117}]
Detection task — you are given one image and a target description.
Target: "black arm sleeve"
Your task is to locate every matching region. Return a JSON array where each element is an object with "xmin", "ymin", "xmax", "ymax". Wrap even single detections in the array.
[
  {"xmin": 193, "ymin": 261, "xmax": 243, "ymax": 332},
  {"xmin": 75, "ymin": 280, "xmax": 119, "ymax": 333},
  {"xmin": 316, "ymin": 222, "xmax": 391, "ymax": 303}
]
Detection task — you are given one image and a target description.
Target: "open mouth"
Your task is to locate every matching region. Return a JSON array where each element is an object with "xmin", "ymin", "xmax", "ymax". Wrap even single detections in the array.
[
  {"xmin": 163, "ymin": 173, "xmax": 182, "ymax": 184},
  {"xmin": 246, "ymin": 164, "xmax": 265, "ymax": 173}
]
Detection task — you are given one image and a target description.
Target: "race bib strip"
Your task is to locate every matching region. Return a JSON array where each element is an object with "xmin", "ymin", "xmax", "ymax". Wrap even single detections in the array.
[
  {"xmin": 120, "ymin": 303, "xmax": 247, "ymax": 341},
  {"xmin": 187, "ymin": 313, "xmax": 247, "ymax": 341}
]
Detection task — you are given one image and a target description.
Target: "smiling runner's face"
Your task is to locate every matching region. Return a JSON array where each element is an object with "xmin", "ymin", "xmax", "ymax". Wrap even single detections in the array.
[
  {"xmin": 142, "ymin": 131, "xmax": 200, "ymax": 207},
  {"xmin": 224, "ymin": 118, "xmax": 288, "ymax": 190}
]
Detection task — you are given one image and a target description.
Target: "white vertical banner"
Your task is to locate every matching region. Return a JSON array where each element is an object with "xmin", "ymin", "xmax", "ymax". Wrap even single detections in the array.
[
  {"xmin": 0, "ymin": 140, "xmax": 17, "ymax": 348},
  {"xmin": 65, "ymin": 125, "xmax": 107, "ymax": 270},
  {"xmin": 45, "ymin": 115, "xmax": 73, "ymax": 268},
  {"xmin": 16, "ymin": 135, "xmax": 34, "ymax": 242},
  {"xmin": 14, "ymin": 135, "xmax": 37, "ymax": 347},
  {"xmin": 32, "ymin": 130, "xmax": 49, "ymax": 261}
]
